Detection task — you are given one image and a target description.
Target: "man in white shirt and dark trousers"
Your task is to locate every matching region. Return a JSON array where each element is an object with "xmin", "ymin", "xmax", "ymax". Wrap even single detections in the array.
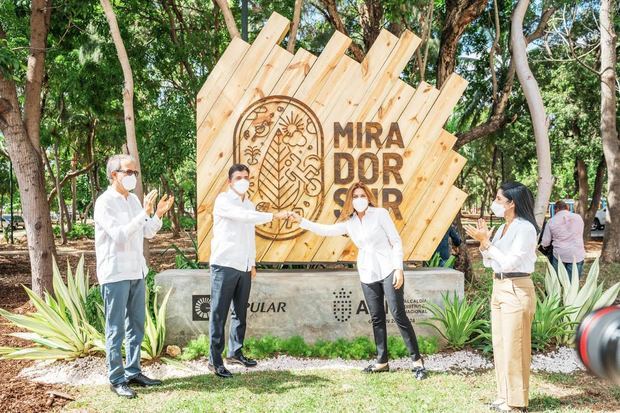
[
  {"xmin": 208, "ymin": 164, "xmax": 288, "ymax": 378},
  {"xmin": 94, "ymin": 154, "xmax": 174, "ymax": 398}
]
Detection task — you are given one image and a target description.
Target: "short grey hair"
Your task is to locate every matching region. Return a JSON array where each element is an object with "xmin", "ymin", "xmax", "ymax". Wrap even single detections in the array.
[{"xmin": 106, "ymin": 154, "xmax": 135, "ymax": 180}]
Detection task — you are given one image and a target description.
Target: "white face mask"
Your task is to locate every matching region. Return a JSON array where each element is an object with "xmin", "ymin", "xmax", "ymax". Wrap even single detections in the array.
[
  {"xmin": 120, "ymin": 174, "xmax": 137, "ymax": 191},
  {"xmin": 491, "ymin": 201, "xmax": 506, "ymax": 218},
  {"xmin": 232, "ymin": 179, "xmax": 250, "ymax": 194},
  {"xmin": 352, "ymin": 197, "xmax": 369, "ymax": 213}
]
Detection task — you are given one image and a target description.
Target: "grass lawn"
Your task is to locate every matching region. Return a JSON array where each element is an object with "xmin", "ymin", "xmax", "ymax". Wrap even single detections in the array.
[{"xmin": 64, "ymin": 369, "xmax": 620, "ymax": 413}]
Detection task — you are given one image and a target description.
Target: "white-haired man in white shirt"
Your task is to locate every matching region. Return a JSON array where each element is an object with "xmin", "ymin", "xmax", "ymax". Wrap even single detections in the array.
[{"xmin": 95, "ymin": 154, "xmax": 174, "ymax": 398}]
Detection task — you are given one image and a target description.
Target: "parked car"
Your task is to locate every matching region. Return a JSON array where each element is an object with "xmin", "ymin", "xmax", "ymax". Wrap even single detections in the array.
[
  {"xmin": 1, "ymin": 214, "xmax": 25, "ymax": 230},
  {"xmin": 593, "ymin": 205, "xmax": 607, "ymax": 230}
]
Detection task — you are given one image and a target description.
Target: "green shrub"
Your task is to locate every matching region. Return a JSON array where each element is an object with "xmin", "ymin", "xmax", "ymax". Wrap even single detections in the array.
[
  {"xmin": 180, "ymin": 216, "xmax": 196, "ymax": 230},
  {"xmin": 421, "ymin": 292, "xmax": 490, "ymax": 350},
  {"xmin": 85, "ymin": 286, "xmax": 105, "ymax": 335},
  {"xmin": 531, "ymin": 294, "xmax": 576, "ymax": 352},
  {"xmin": 180, "ymin": 334, "xmax": 439, "ymax": 361},
  {"xmin": 180, "ymin": 334, "xmax": 210, "ymax": 361},
  {"xmin": 53, "ymin": 223, "xmax": 95, "ymax": 240}
]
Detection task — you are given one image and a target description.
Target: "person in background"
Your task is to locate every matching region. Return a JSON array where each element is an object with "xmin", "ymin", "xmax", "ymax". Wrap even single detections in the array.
[
  {"xmin": 433, "ymin": 223, "xmax": 462, "ymax": 266},
  {"xmin": 208, "ymin": 163, "xmax": 289, "ymax": 378},
  {"xmin": 289, "ymin": 182, "xmax": 427, "ymax": 380},
  {"xmin": 95, "ymin": 154, "xmax": 174, "ymax": 399},
  {"xmin": 540, "ymin": 200, "xmax": 586, "ymax": 279},
  {"xmin": 465, "ymin": 181, "xmax": 538, "ymax": 412}
]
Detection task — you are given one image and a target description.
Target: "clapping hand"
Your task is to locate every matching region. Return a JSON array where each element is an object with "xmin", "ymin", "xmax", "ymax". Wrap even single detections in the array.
[
  {"xmin": 464, "ymin": 218, "xmax": 492, "ymax": 243},
  {"xmin": 156, "ymin": 194, "xmax": 175, "ymax": 218},
  {"xmin": 144, "ymin": 190, "xmax": 158, "ymax": 216}
]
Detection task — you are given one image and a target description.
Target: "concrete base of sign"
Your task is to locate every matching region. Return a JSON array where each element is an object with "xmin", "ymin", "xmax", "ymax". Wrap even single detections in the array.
[{"xmin": 155, "ymin": 268, "xmax": 464, "ymax": 347}]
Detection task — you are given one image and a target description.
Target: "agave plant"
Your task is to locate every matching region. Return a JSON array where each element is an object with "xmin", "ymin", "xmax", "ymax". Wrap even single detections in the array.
[
  {"xmin": 421, "ymin": 292, "xmax": 490, "ymax": 349},
  {"xmin": 545, "ymin": 258, "xmax": 620, "ymax": 322},
  {"xmin": 0, "ymin": 256, "xmax": 105, "ymax": 360},
  {"xmin": 531, "ymin": 294, "xmax": 577, "ymax": 352},
  {"xmin": 424, "ymin": 252, "xmax": 456, "ymax": 268},
  {"xmin": 141, "ymin": 285, "xmax": 172, "ymax": 359},
  {"xmin": 544, "ymin": 257, "xmax": 620, "ymax": 344}
]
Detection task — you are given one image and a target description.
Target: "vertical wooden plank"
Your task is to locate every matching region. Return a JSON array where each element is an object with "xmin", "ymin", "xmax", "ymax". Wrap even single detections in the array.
[
  {"xmin": 399, "ymin": 152, "xmax": 466, "ymax": 254},
  {"xmin": 196, "ymin": 38, "xmax": 250, "ymax": 131},
  {"xmin": 409, "ymin": 186, "xmax": 468, "ymax": 260},
  {"xmin": 197, "ymin": 12, "xmax": 291, "ymax": 167}
]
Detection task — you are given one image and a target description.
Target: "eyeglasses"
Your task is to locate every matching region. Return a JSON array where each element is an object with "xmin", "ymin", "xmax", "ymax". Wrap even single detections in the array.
[{"xmin": 116, "ymin": 169, "xmax": 140, "ymax": 177}]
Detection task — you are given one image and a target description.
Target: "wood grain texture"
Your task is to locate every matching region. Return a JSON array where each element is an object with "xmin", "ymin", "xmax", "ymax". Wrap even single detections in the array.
[{"xmin": 196, "ymin": 12, "xmax": 468, "ymax": 264}]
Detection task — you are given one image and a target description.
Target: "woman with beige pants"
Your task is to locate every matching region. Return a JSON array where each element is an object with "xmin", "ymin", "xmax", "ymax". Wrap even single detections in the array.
[{"xmin": 466, "ymin": 182, "xmax": 539, "ymax": 412}]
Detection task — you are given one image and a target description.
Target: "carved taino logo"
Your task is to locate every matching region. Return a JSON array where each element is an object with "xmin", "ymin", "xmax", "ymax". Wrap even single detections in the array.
[
  {"xmin": 234, "ymin": 95, "xmax": 324, "ymax": 240},
  {"xmin": 332, "ymin": 288, "xmax": 353, "ymax": 322}
]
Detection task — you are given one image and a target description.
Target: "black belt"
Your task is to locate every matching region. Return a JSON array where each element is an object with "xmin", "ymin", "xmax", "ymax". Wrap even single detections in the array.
[{"xmin": 494, "ymin": 272, "xmax": 530, "ymax": 280}]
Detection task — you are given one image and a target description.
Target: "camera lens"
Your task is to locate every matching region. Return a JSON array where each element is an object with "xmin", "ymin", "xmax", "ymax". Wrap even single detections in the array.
[{"xmin": 576, "ymin": 305, "xmax": 620, "ymax": 385}]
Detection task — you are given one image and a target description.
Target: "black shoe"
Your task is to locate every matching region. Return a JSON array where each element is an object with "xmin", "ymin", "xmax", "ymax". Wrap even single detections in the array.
[
  {"xmin": 110, "ymin": 382, "xmax": 136, "ymax": 398},
  {"xmin": 208, "ymin": 363, "xmax": 233, "ymax": 378},
  {"xmin": 362, "ymin": 363, "xmax": 390, "ymax": 373},
  {"xmin": 128, "ymin": 373, "xmax": 162, "ymax": 387},
  {"xmin": 226, "ymin": 353, "xmax": 258, "ymax": 367},
  {"xmin": 412, "ymin": 366, "xmax": 427, "ymax": 380}
]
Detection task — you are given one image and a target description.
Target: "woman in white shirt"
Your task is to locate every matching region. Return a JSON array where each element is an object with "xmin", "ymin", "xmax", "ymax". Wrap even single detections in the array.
[
  {"xmin": 290, "ymin": 182, "xmax": 427, "ymax": 379},
  {"xmin": 465, "ymin": 182, "xmax": 539, "ymax": 413}
]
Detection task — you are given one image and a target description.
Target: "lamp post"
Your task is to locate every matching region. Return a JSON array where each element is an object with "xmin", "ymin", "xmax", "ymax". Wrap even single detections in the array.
[{"xmin": 241, "ymin": 0, "xmax": 248, "ymax": 41}]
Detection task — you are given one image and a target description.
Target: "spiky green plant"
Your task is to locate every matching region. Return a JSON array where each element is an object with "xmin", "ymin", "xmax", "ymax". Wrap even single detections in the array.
[
  {"xmin": 141, "ymin": 286, "xmax": 172, "ymax": 359},
  {"xmin": 420, "ymin": 292, "xmax": 490, "ymax": 349},
  {"xmin": 0, "ymin": 256, "xmax": 105, "ymax": 360}
]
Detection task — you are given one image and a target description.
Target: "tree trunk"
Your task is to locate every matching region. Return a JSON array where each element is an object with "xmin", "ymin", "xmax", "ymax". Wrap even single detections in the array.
[
  {"xmin": 316, "ymin": 0, "xmax": 366, "ymax": 61},
  {"xmin": 436, "ymin": 0, "xmax": 487, "ymax": 88},
  {"xmin": 214, "ymin": 0, "xmax": 241, "ymax": 39},
  {"xmin": 42, "ymin": 147, "xmax": 67, "ymax": 244},
  {"xmin": 0, "ymin": 2, "xmax": 56, "ymax": 296},
  {"xmin": 511, "ymin": 0, "xmax": 553, "ymax": 227},
  {"xmin": 161, "ymin": 175, "xmax": 180, "ymax": 239},
  {"xmin": 287, "ymin": 0, "xmax": 303, "ymax": 52},
  {"xmin": 70, "ymin": 152, "xmax": 77, "ymax": 225},
  {"xmin": 576, "ymin": 158, "xmax": 606, "ymax": 242},
  {"xmin": 100, "ymin": 0, "xmax": 145, "ymax": 203},
  {"xmin": 101, "ymin": 0, "xmax": 152, "ymax": 261},
  {"xmin": 600, "ymin": 0, "xmax": 620, "ymax": 263},
  {"xmin": 453, "ymin": 212, "xmax": 472, "ymax": 281}
]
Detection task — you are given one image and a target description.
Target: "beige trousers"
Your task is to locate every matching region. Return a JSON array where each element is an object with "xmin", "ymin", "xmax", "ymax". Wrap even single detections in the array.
[{"xmin": 491, "ymin": 276, "xmax": 536, "ymax": 408}]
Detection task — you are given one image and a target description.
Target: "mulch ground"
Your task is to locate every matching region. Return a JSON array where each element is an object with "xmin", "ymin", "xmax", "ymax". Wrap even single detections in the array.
[{"xmin": 0, "ymin": 231, "xmax": 192, "ymax": 412}]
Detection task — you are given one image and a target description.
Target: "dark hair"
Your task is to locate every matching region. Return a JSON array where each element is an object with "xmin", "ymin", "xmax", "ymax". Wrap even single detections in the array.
[
  {"xmin": 499, "ymin": 181, "xmax": 540, "ymax": 233},
  {"xmin": 555, "ymin": 200, "xmax": 568, "ymax": 211},
  {"xmin": 228, "ymin": 163, "xmax": 250, "ymax": 180}
]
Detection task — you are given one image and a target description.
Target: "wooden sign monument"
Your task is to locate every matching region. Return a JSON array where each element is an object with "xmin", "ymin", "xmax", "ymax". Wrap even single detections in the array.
[{"xmin": 197, "ymin": 12, "xmax": 468, "ymax": 264}]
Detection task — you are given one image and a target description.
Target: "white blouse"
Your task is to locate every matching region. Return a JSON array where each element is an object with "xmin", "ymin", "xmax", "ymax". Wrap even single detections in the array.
[
  {"xmin": 300, "ymin": 207, "xmax": 403, "ymax": 284},
  {"xmin": 481, "ymin": 217, "xmax": 538, "ymax": 274}
]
